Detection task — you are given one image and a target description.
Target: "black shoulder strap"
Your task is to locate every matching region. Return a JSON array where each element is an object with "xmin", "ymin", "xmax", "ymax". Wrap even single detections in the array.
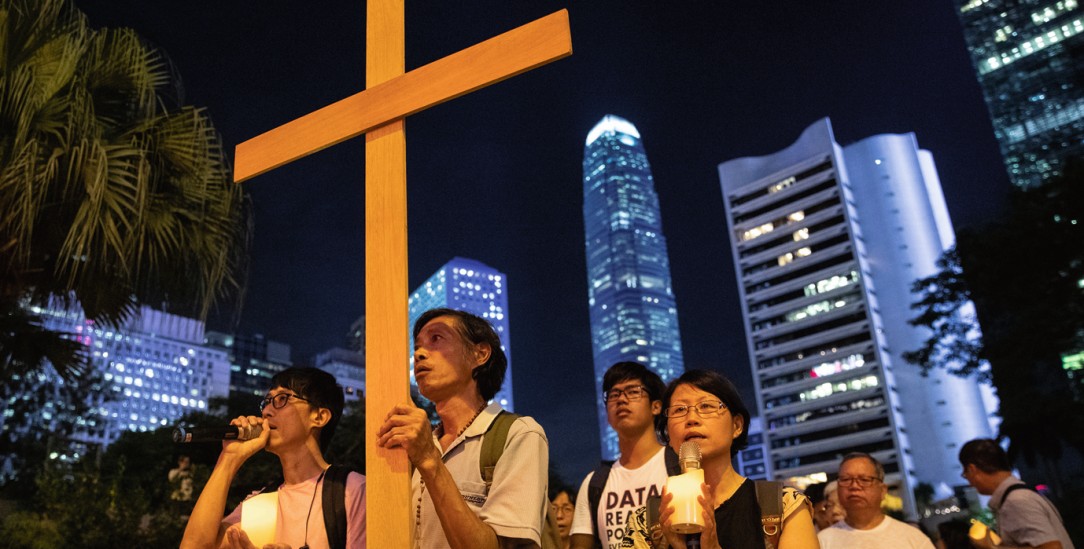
[
  {"xmin": 998, "ymin": 483, "xmax": 1038, "ymax": 508},
  {"xmin": 480, "ymin": 411, "xmax": 520, "ymax": 484},
  {"xmin": 321, "ymin": 465, "xmax": 349, "ymax": 549},
  {"xmin": 663, "ymin": 445, "xmax": 681, "ymax": 476},
  {"xmin": 754, "ymin": 480, "xmax": 783, "ymax": 549},
  {"xmin": 587, "ymin": 460, "xmax": 615, "ymax": 548}
]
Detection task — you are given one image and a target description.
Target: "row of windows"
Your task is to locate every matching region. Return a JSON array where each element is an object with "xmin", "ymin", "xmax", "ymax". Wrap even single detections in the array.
[
  {"xmin": 739, "ymin": 211, "xmax": 844, "ymax": 259},
  {"xmin": 733, "ymin": 177, "xmax": 837, "ymax": 225},
  {"xmin": 767, "ymin": 396, "xmax": 885, "ymax": 430},
  {"xmin": 728, "ymin": 160, "xmax": 833, "ymax": 208},
  {"xmin": 761, "ymin": 353, "xmax": 871, "ymax": 388},
  {"xmin": 773, "ymin": 439, "xmax": 896, "ymax": 470},
  {"xmin": 745, "ymin": 250, "xmax": 854, "ymax": 295},
  {"xmin": 764, "ymin": 372, "xmax": 879, "ymax": 409},
  {"xmin": 770, "ymin": 416, "xmax": 891, "ymax": 449}
]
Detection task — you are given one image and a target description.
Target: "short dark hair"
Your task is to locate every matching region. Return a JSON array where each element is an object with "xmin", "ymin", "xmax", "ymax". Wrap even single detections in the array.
[
  {"xmin": 413, "ymin": 308, "xmax": 507, "ymax": 402},
  {"xmin": 840, "ymin": 452, "xmax": 885, "ymax": 479},
  {"xmin": 959, "ymin": 438, "xmax": 1012, "ymax": 474},
  {"xmin": 269, "ymin": 367, "xmax": 344, "ymax": 453},
  {"xmin": 549, "ymin": 485, "xmax": 577, "ymax": 504},
  {"xmin": 602, "ymin": 361, "xmax": 665, "ymax": 402},
  {"xmin": 660, "ymin": 369, "xmax": 751, "ymax": 455}
]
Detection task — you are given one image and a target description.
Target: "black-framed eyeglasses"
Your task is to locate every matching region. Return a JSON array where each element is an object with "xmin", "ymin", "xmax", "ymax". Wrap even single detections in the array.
[
  {"xmin": 603, "ymin": 385, "xmax": 648, "ymax": 404},
  {"xmin": 837, "ymin": 475, "xmax": 882, "ymax": 488},
  {"xmin": 259, "ymin": 392, "xmax": 311, "ymax": 412},
  {"xmin": 664, "ymin": 400, "xmax": 728, "ymax": 418}
]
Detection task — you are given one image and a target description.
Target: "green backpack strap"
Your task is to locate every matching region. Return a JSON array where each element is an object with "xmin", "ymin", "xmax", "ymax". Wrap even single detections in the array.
[
  {"xmin": 754, "ymin": 480, "xmax": 783, "ymax": 549},
  {"xmin": 479, "ymin": 410, "xmax": 520, "ymax": 484}
]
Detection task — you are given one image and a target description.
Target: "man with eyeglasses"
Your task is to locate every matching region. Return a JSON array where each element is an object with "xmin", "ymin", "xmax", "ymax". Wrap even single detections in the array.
[
  {"xmin": 569, "ymin": 362, "xmax": 667, "ymax": 549},
  {"xmin": 817, "ymin": 452, "xmax": 934, "ymax": 549},
  {"xmin": 181, "ymin": 366, "xmax": 367, "ymax": 549}
]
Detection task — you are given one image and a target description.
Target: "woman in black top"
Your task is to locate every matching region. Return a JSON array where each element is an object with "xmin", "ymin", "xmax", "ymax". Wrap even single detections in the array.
[{"xmin": 653, "ymin": 370, "xmax": 818, "ymax": 549}]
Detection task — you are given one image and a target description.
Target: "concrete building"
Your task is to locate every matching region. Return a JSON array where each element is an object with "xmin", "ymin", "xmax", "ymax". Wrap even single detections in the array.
[{"xmin": 718, "ymin": 118, "xmax": 995, "ymax": 516}]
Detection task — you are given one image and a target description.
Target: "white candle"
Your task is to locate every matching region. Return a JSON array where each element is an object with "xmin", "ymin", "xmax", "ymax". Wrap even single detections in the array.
[
  {"xmin": 241, "ymin": 492, "xmax": 278, "ymax": 547},
  {"xmin": 666, "ymin": 469, "xmax": 705, "ymax": 534}
]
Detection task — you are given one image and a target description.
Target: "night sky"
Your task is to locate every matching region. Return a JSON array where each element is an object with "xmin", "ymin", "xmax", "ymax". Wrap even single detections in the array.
[{"xmin": 73, "ymin": 0, "xmax": 1010, "ymax": 482}]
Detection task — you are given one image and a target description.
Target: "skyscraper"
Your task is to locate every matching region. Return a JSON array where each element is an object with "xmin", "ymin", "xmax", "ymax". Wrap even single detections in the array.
[
  {"xmin": 583, "ymin": 115, "xmax": 685, "ymax": 460},
  {"xmin": 718, "ymin": 118, "xmax": 995, "ymax": 516},
  {"xmin": 408, "ymin": 257, "xmax": 514, "ymax": 410},
  {"xmin": 953, "ymin": 0, "xmax": 1084, "ymax": 188}
]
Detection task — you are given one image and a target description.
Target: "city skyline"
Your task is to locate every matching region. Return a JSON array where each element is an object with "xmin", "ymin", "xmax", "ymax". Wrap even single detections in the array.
[{"xmin": 71, "ymin": 0, "xmax": 1013, "ymax": 481}]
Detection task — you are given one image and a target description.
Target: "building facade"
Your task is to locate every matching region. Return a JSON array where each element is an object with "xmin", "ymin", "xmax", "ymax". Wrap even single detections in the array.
[
  {"xmin": 408, "ymin": 257, "xmax": 514, "ymax": 410},
  {"xmin": 583, "ymin": 115, "xmax": 686, "ymax": 460},
  {"xmin": 313, "ymin": 347, "xmax": 366, "ymax": 402},
  {"xmin": 6, "ymin": 302, "xmax": 230, "ymax": 451},
  {"xmin": 204, "ymin": 331, "xmax": 292, "ymax": 403},
  {"xmin": 953, "ymin": 0, "xmax": 1084, "ymax": 188},
  {"xmin": 718, "ymin": 118, "xmax": 995, "ymax": 516}
]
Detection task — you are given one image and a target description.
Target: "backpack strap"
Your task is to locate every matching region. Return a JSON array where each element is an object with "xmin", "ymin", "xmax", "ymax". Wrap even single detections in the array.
[
  {"xmin": 480, "ymin": 410, "xmax": 520, "ymax": 484},
  {"xmin": 754, "ymin": 480, "xmax": 783, "ymax": 549},
  {"xmin": 321, "ymin": 465, "xmax": 349, "ymax": 549},
  {"xmin": 587, "ymin": 460, "xmax": 614, "ymax": 548},
  {"xmin": 663, "ymin": 445, "xmax": 681, "ymax": 476},
  {"xmin": 997, "ymin": 483, "xmax": 1038, "ymax": 508}
]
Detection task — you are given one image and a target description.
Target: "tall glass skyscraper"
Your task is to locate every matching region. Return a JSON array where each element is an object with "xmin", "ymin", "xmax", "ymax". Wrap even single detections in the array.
[
  {"xmin": 718, "ymin": 118, "xmax": 996, "ymax": 516},
  {"xmin": 408, "ymin": 257, "xmax": 514, "ymax": 410},
  {"xmin": 583, "ymin": 115, "xmax": 685, "ymax": 460},
  {"xmin": 953, "ymin": 0, "xmax": 1084, "ymax": 188}
]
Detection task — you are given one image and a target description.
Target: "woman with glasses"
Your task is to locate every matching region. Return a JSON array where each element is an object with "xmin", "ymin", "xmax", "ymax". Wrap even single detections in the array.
[{"xmin": 628, "ymin": 369, "xmax": 818, "ymax": 549}]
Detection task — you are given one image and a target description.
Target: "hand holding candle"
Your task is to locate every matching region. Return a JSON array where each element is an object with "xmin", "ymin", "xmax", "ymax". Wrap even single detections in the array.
[{"xmin": 240, "ymin": 492, "xmax": 278, "ymax": 547}]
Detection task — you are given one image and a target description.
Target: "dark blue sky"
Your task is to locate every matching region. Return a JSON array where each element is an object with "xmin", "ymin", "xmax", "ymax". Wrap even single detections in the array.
[{"xmin": 74, "ymin": 0, "xmax": 1009, "ymax": 482}]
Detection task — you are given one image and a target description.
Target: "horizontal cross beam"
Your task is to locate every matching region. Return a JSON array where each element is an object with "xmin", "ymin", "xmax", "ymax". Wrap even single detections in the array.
[{"xmin": 234, "ymin": 9, "xmax": 571, "ymax": 183}]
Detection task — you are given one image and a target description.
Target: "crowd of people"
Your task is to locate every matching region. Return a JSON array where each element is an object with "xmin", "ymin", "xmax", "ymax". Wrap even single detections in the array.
[{"xmin": 175, "ymin": 308, "xmax": 1073, "ymax": 549}]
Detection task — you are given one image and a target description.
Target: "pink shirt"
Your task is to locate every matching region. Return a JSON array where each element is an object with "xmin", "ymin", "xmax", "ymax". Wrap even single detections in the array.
[{"xmin": 223, "ymin": 470, "xmax": 366, "ymax": 549}]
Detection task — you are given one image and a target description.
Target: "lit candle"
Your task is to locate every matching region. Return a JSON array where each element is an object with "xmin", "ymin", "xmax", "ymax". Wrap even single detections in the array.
[
  {"xmin": 241, "ymin": 492, "xmax": 278, "ymax": 547},
  {"xmin": 666, "ymin": 469, "xmax": 705, "ymax": 534}
]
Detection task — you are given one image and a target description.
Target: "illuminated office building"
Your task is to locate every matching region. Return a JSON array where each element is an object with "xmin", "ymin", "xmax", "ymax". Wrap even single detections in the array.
[
  {"xmin": 313, "ymin": 347, "xmax": 365, "ymax": 403},
  {"xmin": 7, "ymin": 302, "xmax": 230, "ymax": 450},
  {"xmin": 205, "ymin": 331, "xmax": 291, "ymax": 402},
  {"xmin": 408, "ymin": 257, "xmax": 514, "ymax": 410},
  {"xmin": 583, "ymin": 115, "xmax": 685, "ymax": 460},
  {"xmin": 718, "ymin": 118, "xmax": 995, "ymax": 516},
  {"xmin": 954, "ymin": 0, "xmax": 1084, "ymax": 188}
]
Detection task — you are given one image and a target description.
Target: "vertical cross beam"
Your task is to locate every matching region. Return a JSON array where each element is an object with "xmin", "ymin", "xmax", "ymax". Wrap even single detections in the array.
[{"xmin": 363, "ymin": 1, "xmax": 412, "ymax": 546}]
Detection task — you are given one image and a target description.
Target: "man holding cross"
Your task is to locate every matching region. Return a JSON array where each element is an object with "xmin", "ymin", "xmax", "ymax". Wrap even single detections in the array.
[{"xmin": 377, "ymin": 308, "xmax": 550, "ymax": 549}]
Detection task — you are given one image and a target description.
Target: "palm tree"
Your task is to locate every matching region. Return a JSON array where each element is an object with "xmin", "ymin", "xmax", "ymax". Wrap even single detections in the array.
[{"xmin": 0, "ymin": 0, "xmax": 250, "ymax": 382}]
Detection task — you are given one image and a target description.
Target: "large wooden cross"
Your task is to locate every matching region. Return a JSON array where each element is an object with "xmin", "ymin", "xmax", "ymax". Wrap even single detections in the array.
[{"xmin": 233, "ymin": 2, "xmax": 571, "ymax": 546}]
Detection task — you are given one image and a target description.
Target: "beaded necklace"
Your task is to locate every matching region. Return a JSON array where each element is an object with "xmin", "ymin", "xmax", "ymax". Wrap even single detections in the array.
[{"xmin": 414, "ymin": 403, "xmax": 487, "ymax": 537}]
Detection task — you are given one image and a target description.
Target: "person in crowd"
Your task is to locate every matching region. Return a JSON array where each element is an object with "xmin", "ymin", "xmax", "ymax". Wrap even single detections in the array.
[
  {"xmin": 828, "ymin": 479, "xmax": 845, "ymax": 522},
  {"xmin": 552, "ymin": 486, "xmax": 577, "ymax": 549},
  {"xmin": 180, "ymin": 367, "xmax": 367, "ymax": 549},
  {"xmin": 813, "ymin": 480, "xmax": 846, "ymax": 531},
  {"xmin": 817, "ymin": 452, "xmax": 933, "ymax": 549},
  {"xmin": 624, "ymin": 369, "xmax": 817, "ymax": 549},
  {"xmin": 958, "ymin": 438, "xmax": 1074, "ymax": 549},
  {"xmin": 169, "ymin": 454, "xmax": 195, "ymax": 502},
  {"xmin": 809, "ymin": 480, "xmax": 845, "ymax": 532},
  {"xmin": 936, "ymin": 519, "xmax": 972, "ymax": 549},
  {"xmin": 570, "ymin": 362, "xmax": 668, "ymax": 549},
  {"xmin": 377, "ymin": 308, "xmax": 549, "ymax": 548}
]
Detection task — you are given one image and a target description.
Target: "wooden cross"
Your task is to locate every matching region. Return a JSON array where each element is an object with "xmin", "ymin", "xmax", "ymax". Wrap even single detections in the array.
[{"xmin": 233, "ymin": 3, "xmax": 571, "ymax": 546}]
